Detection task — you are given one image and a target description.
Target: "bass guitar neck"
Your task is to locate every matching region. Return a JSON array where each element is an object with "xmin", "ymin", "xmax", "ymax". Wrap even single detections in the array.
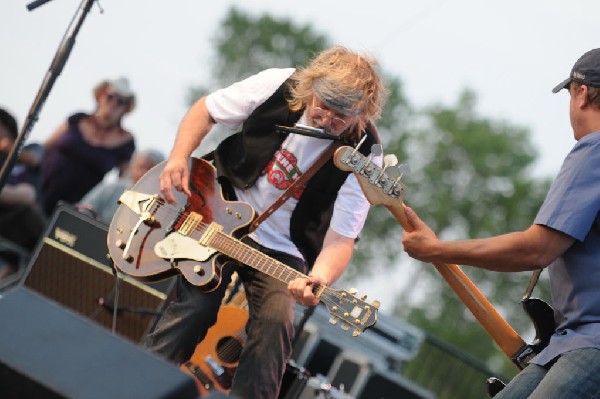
[{"xmin": 333, "ymin": 145, "xmax": 529, "ymax": 367}]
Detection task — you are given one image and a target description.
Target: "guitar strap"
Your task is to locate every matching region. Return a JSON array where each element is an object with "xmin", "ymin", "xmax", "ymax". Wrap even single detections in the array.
[
  {"xmin": 523, "ymin": 268, "xmax": 543, "ymax": 301},
  {"xmin": 248, "ymin": 141, "xmax": 342, "ymax": 234}
]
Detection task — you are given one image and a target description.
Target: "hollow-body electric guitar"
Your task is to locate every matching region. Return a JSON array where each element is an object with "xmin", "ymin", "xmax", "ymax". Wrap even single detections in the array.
[
  {"xmin": 107, "ymin": 157, "xmax": 379, "ymax": 337},
  {"xmin": 332, "ymin": 144, "xmax": 554, "ymax": 371}
]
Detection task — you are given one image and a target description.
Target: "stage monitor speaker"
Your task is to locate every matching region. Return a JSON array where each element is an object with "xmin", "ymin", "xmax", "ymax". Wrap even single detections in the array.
[
  {"xmin": 19, "ymin": 204, "xmax": 175, "ymax": 343},
  {"xmin": 328, "ymin": 352, "xmax": 371, "ymax": 397},
  {"xmin": 0, "ymin": 287, "xmax": 197, "ymax": 399},
  {"xmin": 291, "ymin": 323, "xmax": 342, "ymax": 377},
  {"xmin": 328, "ymin": 351, "xmax": 434, "ymax": 399},
  {"xmin": 357, "ymin": 371, "xmax": 435, "ymax": 399}
]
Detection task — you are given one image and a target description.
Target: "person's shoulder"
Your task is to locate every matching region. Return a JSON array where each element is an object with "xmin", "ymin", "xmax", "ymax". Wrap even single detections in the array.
[{"xmin": 67, "ymin": 112, "xmax": 89, "ymax": 125}]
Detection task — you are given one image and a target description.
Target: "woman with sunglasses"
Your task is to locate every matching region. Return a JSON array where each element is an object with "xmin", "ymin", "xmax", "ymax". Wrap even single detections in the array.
[{"xmin": 39, "ymin": 77, "xmax": 136, "ymax": 216}]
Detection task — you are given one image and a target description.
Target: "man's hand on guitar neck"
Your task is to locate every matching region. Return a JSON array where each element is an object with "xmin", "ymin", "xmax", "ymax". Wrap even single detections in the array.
[
  {"xmin": 401, "ymin": 206, "xmax": 442, "ymax": 263},
  {"xmin": 288, "ymin": 274, "xmax": 328, "ymax": 307}
]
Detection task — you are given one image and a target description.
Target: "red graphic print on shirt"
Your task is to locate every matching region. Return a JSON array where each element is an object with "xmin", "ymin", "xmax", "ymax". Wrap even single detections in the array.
[{"xmin": 262, "ymin": 149, "xmax": 304, "ymax": 199}]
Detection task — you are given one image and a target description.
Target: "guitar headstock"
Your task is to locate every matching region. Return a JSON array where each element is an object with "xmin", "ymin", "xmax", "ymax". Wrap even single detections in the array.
[
  {"xmin": 320, "ymin": 287, "xmax": 380, "ymax": 337},
  {"xmin": 333, "ymin": 144, "xmax": 409, "ymax": 208}
]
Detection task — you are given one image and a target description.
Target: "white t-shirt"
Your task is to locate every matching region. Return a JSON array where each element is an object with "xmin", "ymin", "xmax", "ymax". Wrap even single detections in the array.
[{"xmin": 205, "ymin": 68, "xmax": 376, "ymax": 260}]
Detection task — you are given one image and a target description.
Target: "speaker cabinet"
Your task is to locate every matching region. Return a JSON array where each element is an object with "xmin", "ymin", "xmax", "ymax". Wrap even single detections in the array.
[
  {"xmin": 291, "ymin": 323, "xmax": 342, "ymax": 378},
  {"xmin": 358, "ymin": 371, "xmax": 435, "ymax": 399},
  {"xmin": 0, "ymin": 287, "xmax": 196, "ymax": 399},
  {"xmin": 327, "ymin": 352, "xmax": 435, "ymax": 399},
  {"xmin": 20, "ymin": 205, "xmax": 174, "ymax": 343},
  {"xmin": 328, "ymin": 352, "xmax": 371, "ymax": 396}
]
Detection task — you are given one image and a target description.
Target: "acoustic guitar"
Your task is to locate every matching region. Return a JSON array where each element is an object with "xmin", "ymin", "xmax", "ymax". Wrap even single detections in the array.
[{"xmin": 181, "ymin": 287, "xmax": 248, "ymax": 396}]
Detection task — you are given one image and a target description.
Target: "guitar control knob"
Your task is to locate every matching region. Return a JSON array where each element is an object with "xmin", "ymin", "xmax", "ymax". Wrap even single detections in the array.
[
  {"xmin": 193, "ymin": 265, "xmax": 205, "ymax": 276},
  {"xmin": 372, "ymin": 300, "xmax": 381, "ymax": 309},
  {"xmin": 124, "ymin": 255, "xmax": 134, "ymax": 263}
]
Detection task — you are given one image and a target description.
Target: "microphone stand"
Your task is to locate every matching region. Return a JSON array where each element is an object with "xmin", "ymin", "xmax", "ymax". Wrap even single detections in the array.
[{"xmin": 0, "ymin": 0, "xmax": 97, "ymax": 192}]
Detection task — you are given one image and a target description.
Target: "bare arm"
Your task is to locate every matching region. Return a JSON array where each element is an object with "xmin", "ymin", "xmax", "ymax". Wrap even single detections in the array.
[
  {"xmin": 118, "ymin": 160, "xmax": 130, "ymax": 178},
  {"xmin": 43, "ymin": 121, "xmax": 69, "ymax": 149},
  {"xmin": 159, "ymin": 97, "xmax": 215, "ymax": 203},
  {"xmin": 401, "ymin": 206, "xmax": 574, "ymax": 272},
  {"xmin": 288, "ymin": 228, "xmax": 355, "ymax": 306},
  {"xmin": 0, "ymin": 183, "xmax": 36, "ymax": 205}
]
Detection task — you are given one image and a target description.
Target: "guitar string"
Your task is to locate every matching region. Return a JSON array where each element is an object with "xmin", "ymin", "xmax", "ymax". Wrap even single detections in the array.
[
  {"xmin": 138, "ymin": 201, "xmax": 373, "ymax": 327},
  {"xmin": 149, "ymin": 202, "xmax": 340, "ymax": 298}
]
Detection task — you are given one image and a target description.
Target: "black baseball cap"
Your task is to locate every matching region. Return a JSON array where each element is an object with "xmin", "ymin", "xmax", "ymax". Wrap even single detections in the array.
[{"xmin": 552, "ymin": 48, "xmax": 600, "ymax": 93}]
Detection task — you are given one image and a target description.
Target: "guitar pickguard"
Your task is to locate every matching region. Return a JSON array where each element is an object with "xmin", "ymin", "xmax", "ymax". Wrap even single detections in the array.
[{"xmin": 154, "ymin": 232, "xmax": 217, "ymax": 262}]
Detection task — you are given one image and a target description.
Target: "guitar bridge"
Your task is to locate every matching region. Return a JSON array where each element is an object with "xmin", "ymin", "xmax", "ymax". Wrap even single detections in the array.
[{"xmin": 118, "ymin": 190, "xmax": 162, "ymax": 224}]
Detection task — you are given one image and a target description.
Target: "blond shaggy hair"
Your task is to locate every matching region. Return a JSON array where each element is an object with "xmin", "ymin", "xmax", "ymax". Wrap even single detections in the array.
[{"xmin": 288, "ymin": 46, "xmax": 388, "ymax": 138}]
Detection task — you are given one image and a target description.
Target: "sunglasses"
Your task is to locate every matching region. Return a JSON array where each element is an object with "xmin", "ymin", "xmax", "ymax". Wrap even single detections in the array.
[{"xmin": 106, "ymin": 92, "xmax": 129, "ymax": 107}]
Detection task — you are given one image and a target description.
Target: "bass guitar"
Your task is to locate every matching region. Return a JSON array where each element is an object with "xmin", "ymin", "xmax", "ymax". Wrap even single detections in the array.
[
  {"xmin": 332, "ymin": 144, "xmax": 554, "ymax": 371},
  {"xmin": 107, "ymin": 157, "xmax": 379, "ymax": 337}
]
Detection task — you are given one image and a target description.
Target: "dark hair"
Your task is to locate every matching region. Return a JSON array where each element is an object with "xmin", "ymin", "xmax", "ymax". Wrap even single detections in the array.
[
  {"xmin": 0, "ymin": 108, "xmax": 18, "ymax": 140},
  {"xmin": 572, "ymin": 82, "xmax": 600, "ymax": 109}
]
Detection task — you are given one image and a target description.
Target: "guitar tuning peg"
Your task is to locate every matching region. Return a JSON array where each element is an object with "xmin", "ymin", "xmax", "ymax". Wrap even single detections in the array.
[
  {"xmin": 383, "ymin": 154, "xmax": 398, "ymax": 167},
  {"xmin": 371, "ymin": 300, "xmax": 381, "ymax": 309},
  {"xmin": 379, "ymin": 154, "xmax": 399, "ymax": 180},
  {"xmin": 360, "ymin": 294, "xmax": 367, "ymax": 301},
  {"xmin": 370, "ymin": 144, "xmax": 383, "ymax": 157},
  {"xmin": 350, "ymin": 134, "xmax": 368, "ymax": 157},
  {"xmin": 396, "ymin": 163, "xmax": 411, "ymax": 177},
  {"xmin": 349, "ymin": 287, "xmax": 358, "ymax": 295},
  {"xmin": 352, "ymin": 329, "xmax": 361, "ymax": 337},
  {"xmin": 341, "ymin": 322, "xmax": 351, "ymax": 331},
  {"xmin": 392, "ymin": 164, "xmax": 411, "ymax": 191},
  {"xmin": 329, "ymin": 317, "xmax": 339, "ymax": 325}
]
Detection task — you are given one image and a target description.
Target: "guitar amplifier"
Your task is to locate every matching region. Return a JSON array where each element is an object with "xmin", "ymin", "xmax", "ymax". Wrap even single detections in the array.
[{"xmin": 19, "ymin": 204, "xmax": 175, "ymax": 343}]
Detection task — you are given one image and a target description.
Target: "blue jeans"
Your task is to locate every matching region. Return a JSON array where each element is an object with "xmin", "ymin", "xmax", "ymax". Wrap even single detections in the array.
[
  {"xmin": 495, "ymin": 348, "xmax": 600, "ymax": 399},
  {"xmin": 143, "ymin": 238, "xmax": 307, "ymax": 399}
]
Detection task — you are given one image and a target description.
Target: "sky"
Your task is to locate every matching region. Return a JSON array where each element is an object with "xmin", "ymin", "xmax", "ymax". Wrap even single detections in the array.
[{"xmin": 2, "ymin": 0, "xmax": 600, "ymax": 314}]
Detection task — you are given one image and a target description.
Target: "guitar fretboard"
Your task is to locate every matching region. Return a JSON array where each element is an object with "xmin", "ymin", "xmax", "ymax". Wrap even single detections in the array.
[{"xmin": 210, "ymin": 230, "xmax": 305, "ymax": 285}]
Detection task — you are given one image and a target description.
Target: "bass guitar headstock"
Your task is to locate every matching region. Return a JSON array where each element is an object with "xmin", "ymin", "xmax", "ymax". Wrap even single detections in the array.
[{"xmin": 333, "ymin": 142, "xmax": 409, "ymax": 208}]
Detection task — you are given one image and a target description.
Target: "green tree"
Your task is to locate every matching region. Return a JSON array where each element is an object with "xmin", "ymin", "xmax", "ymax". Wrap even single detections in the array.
[{"xmin": 188, "ymin": 6, "xmax": 327, "ymax": 101}]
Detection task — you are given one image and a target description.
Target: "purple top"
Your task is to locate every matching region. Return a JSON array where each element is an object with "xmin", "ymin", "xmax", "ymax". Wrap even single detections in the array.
[{"xmin": 40, "ymin": 113, "xmax": 135, "ymax": 215}]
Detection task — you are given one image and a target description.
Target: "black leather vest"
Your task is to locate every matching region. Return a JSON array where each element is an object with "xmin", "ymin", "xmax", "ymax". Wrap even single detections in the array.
[{"xmin": 214, "ymin": 77, "xmax": 378, "ymax": 266}]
